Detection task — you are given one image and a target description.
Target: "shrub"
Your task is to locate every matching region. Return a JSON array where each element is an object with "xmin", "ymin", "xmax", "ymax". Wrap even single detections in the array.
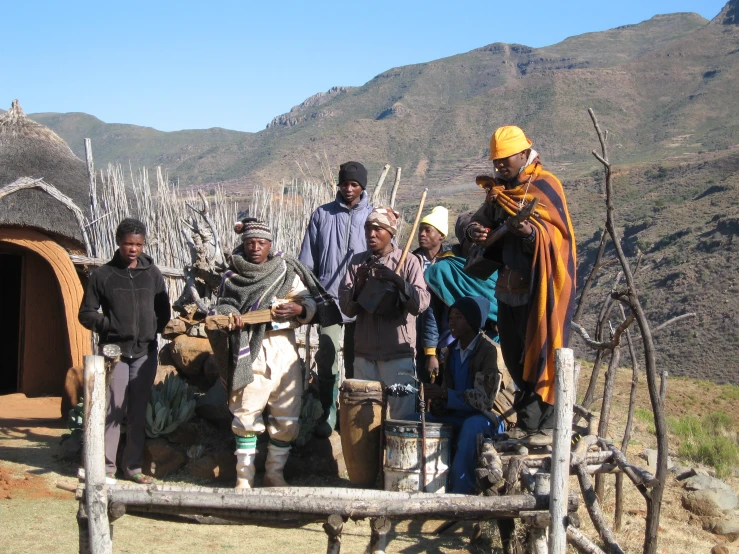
[{"xmin": 668, "ymin": 412, "xmax": 739, "ymax": 478}]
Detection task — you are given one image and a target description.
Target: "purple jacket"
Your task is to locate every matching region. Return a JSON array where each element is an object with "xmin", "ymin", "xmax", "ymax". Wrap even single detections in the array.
[{"xmin": 299, "ymin": 191, "xmax": 373, "ymax": 322}]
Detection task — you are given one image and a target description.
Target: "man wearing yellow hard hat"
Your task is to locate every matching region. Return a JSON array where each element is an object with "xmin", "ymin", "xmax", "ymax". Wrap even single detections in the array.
[{"xmin": 465, "ymin": 126, "xmax": 577, "ymax": 443}]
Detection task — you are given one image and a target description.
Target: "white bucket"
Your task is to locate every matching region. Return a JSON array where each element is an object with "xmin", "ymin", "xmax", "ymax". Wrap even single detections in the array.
[{"xmin": 383, "ymin": 419, "xmax": 452, "ymax": 493}]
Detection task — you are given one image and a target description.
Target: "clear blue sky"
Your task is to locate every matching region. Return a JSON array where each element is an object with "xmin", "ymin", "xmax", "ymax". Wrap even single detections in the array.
[{"xmin": 2, "ymin": 0, "xmax": 727, "ymax": 133}]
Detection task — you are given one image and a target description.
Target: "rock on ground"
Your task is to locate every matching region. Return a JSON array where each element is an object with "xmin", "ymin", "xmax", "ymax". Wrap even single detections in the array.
[
  {"xmin": 144, "ymin": 439, "xmax": 187, "ymax": 478},
  {"xmin": 186, "ymin": 450, "xmax": 236, "ymax": 482},
  {"xmin": 153, "ymin": 364, "xmax": 178, "ymax": 386},
  {"xmin": 682, "ymin": 488, "xmax": 739, "ymax": 517},
  {"xmin": 170, "ymin": 335, "xmax": 213, "ymax": 376},
  {"xmin": 683, "ymin": 474, "xmax": 735, "ymax": 494}
]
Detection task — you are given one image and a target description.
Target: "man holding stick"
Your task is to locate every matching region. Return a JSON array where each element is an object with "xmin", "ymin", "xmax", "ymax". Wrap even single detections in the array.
[
  {"xmin": 465, "ymin": 126, "xmax": 576, "ymax": 438},
  {"xmin": 339, "ymin": 207, "xmax": 430, "ymax": 418},
  {"xmin": 207, "ymin": 218, "xmax": 341, "ymax": 488},
  {"xmin": 299, "ymin": 161, "xmax": 373, "ymax": 437}
]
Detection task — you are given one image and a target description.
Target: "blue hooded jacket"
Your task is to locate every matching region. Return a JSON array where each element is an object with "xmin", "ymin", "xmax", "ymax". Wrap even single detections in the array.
[{"xmin": 299, "ymin": 190, "xmax": 373, "ymax": 322}]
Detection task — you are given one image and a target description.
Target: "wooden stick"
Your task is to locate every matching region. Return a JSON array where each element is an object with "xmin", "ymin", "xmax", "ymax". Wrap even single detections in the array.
[
  {"xmin": 83, "ymin": 355, "xmax": 112, "ymax": 554},
  {"xmin": 371, "ymin": 164, "xmax": 392, "ymax": 205},
  {"xmin": 389, "ymin": 167, "xmax": 402, "ymax": 209},
  {"xmin": 598, "ymin": 440, "xmax": 657, "ymax": 492},
  {"xmin": 369, "ymin": 516, "xmax": 391, "ymax": 554},
  {"xmin": 549, "ymin": 348, "xmax": 575, "ymax": 554},
  {"xmin": 323, "ymin": 514, "xmax": 343, "ymax": 554},
  {"xmin": 497, "ymin": 456, "xmax": 523, "ymax": 553},
  {"xmin": 394, "ymin": 188, "xmax": 428, "ymax": 276},
  {"xmin": 204, "ymin": 310, "xmax": 273, "ymax": 331},
  {"xmin": 575, "ymin": 463, "xmax": 624, "ymax": 554},
  {"xmin": 567, "ymin": 525, "xmax": 607, "ymax": 554},
  {"xmin": 106, "ymin": 486, "xmax": 578, "ymax": 520}
]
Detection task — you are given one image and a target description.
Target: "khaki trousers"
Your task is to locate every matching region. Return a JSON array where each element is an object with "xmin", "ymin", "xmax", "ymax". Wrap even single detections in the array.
[{"xmin": 229, "ymin": 330, "xmax": 303, "ymax": 443}]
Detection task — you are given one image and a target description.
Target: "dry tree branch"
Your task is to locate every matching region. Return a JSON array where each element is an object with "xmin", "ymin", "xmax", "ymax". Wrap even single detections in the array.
[{"xmin": 588, "ymin": 107, "xmax": 666, "ymax": 554}]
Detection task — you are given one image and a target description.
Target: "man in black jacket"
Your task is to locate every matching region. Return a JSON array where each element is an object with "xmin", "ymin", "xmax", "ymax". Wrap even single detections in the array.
[{"xmin": 79, "ymin": 218, "xmax": 170, "ymax": 484}]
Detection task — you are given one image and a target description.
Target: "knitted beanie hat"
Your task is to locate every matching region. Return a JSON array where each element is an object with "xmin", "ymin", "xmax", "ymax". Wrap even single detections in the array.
[
  {"xmin": 234, "ymin": 218, "xmax": 273, "ymax": 241},
  {"xmin": 451, "ymin": 296, "xmax": 490, "ymax": 331},
  {"xmin": 366, "ymin": 206, "xmax": 400, "ymax": 236},
  {"xmin": 338, "ymin": 161, "xmax": 368, "ymax": 189},
  {"xmin": 420, "ymin": 206, "xmax": 449, "ymax": 236}
]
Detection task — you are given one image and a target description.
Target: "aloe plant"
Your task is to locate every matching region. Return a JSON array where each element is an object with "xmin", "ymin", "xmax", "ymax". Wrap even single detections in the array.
[
  {"xmin": 145, "ymin": 373, "xmax": 196, "ymax": 438},
  {"xmin": 61, "ymin": 399, "xmax": 84, "ymax": 444}
]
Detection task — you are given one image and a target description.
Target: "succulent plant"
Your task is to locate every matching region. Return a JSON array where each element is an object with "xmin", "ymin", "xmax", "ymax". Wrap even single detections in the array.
[
  {"xmin": 61, "ymin": 399, "xmax": 84, "ymax": 444},
  {"xmin": 145, "ymin": 373, "xmax": 196, "ymax": 438}
]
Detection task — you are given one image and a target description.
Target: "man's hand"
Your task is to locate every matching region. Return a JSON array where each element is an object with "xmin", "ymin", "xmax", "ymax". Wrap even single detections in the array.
[
  {"xmin": 355, "ymin": 264, "xmax": 370, "ymax": 292},
  {"xmin": 372, "ymin": 265, "xmax": 405, "ymax": 289},
  {"xmin": 423, "ymin": 383, "xmax": 447, "ymax": 401},
  {"xmin": 426, "ymin": 355, "xmax": 439, "ymax": 378},
  {"xmin": 273, "ymin": 302, "xmax": 305, "ymax": 322},
  {"xmin": 505, "ymin": 217, "xmax": 534, "ymax": 238},
  {"xmin": 467, "ymin": 223, "xmax": 489, "ymax": 244}
]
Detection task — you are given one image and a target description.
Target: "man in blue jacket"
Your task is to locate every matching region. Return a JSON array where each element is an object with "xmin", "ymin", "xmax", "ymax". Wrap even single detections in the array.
[{"xmin": 299, "ymin": 161, "xmax": 373, "ymax": 437}]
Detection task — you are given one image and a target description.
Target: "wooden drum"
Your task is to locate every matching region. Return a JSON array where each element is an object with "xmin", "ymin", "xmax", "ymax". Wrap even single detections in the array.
[{"xmin": 339, "ymin": 379, "xmax": 385, "ymax": 487}]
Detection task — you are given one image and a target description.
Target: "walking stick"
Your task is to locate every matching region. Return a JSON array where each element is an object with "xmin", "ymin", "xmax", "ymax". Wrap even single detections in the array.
[
  {"xmin": 394, "ymin": 188, "xmax": 428, "ymax": 275},
  {"xmin": 419, "ymin": 383, "xmax": 428, "ymax": 493}
]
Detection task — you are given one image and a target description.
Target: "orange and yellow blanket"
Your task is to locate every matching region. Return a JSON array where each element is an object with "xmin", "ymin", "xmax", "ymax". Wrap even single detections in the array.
[{"xmin": 491, "ymin": 161, "xmax": 576, "ymax": 405}]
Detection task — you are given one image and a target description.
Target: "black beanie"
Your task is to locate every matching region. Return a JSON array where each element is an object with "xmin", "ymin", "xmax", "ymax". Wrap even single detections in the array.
[
  {"xmin": 338, "ymin": 161, "xmax": 368, "ymax": 189},
  {"xmin": 451, "ymin": 296, "xmax": 490, "ymax": 331}
]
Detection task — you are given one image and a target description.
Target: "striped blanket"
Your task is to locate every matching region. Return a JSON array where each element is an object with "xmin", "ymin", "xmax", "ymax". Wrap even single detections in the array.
[{"xmin": 491, "ymin": 161, "xmax": 576, "ymax": 405}]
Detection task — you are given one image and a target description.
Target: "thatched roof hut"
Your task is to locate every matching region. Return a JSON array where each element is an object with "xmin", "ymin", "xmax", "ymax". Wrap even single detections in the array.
[
  {"xmin": 0, "ymin": 99, "xmax": 90, "ymax": 408},
  {"xmin": 0, "ymin": 99, "xmax": 89, "ymax": 247}
]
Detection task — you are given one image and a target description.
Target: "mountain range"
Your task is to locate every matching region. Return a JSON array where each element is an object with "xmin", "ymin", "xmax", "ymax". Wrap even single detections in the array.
[{"xmin": 4, "ymin": 0, "xmax": 739, "ymax": 385}]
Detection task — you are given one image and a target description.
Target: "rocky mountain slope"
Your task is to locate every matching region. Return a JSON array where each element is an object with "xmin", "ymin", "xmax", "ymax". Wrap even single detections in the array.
[{"xmin": 3, "ymin": 1, "xmax": 739, "ymax": 384}]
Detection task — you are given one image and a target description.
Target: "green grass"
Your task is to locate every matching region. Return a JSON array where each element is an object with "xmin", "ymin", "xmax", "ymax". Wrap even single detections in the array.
[
  {"xmin": 634, "ymin": 407, "xmax": 656, "ymax": 435},
  {"xmin": 668, "ymin": 412, "xmax": 739, "ymax": 478}
]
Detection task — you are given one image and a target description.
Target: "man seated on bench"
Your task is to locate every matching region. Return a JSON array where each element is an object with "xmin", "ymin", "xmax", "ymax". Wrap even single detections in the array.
[{"xmin": 406, "ymin": 295, "xmax": 515, "ymax": 494}]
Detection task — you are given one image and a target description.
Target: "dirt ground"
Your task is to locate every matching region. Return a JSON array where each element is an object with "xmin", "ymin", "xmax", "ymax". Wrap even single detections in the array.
[{"xmin": 2, "ymin": 366, "xmax": 739, "ymax": 553}]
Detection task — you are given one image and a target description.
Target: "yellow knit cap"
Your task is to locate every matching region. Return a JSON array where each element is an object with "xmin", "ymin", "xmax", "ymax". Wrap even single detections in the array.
[
  {"xmin": 489, "ymin": 126, "xmax": 532, "ymax": 160},
  {"xmin": 420, "ymin": 206, "xmax": 449, "ymax": 236}
]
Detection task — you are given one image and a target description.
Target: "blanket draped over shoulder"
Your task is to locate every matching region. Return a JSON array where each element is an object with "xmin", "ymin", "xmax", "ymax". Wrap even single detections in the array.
[
  {"xmin": 209, "ymin": 247, "xmax": 341, "ymax": 395},
  {"xmin": 492, "ymin": 161, "xmax": 576, "ymax": 405},
  {"xmin": 425, "ymin": 255, "xmax": 498, "ymax": 324}
]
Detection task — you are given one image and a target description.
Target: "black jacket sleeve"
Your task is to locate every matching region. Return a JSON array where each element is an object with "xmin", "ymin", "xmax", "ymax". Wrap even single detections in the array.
[
  {"xmin": 78, "ymin": 270, "xmax": 110, "ymax": 334},
  {"xmin": 153, "ymin": 268, "xmax": 171, "ymax": 334}
]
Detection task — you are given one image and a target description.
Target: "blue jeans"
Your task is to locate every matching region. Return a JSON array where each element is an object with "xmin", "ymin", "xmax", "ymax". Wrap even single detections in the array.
[{"xmin": 404, "ymin": 411, "xmax": 505, "ymax": 494}]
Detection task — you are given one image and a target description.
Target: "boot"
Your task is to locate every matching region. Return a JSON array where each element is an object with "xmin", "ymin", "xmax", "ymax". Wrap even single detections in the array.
[
  {"xmin": 234, "ymin": 434, "xmax": 257, "ymax": 489},
  {"xmin": 315, "ymin": 376, "xmax": 338, "ymax": 439},
  {"xmin": 263, "ymin": 442, "xmax": 291, "ymax": 487}
]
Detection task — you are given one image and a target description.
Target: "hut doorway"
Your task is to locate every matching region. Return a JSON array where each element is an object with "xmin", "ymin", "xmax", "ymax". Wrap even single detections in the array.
[
  {"xmin": 0, "ymin": 253, "xmax": 23, "ymax": 393},
  {"xmin": 0, "ymin": 228, "xmax": 90, "ymax": 401},
  {"xmin": 0, "ymin": 245, "xmax": 70, "ymax": 396}
]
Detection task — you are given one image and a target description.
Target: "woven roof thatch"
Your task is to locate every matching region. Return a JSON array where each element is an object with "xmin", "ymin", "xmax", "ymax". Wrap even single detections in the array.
[{"xmin": 0, "ymin": 99, "xmax": 89, "ymax": 245}]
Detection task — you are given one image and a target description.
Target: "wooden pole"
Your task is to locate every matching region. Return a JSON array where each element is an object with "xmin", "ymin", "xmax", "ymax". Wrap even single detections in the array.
[
  {"xmin": 549, "ymin": 348, "xmax": 574, "ymax": 554},
  {"xmin": 394, "ymin": 188, "xmax": 428, "ymax": 276},
  {"xmin": 83, "ymin": 355, "xmax": 112, "ymax": 554},
  {"xmin": 576, "ymin": 463, "xmax": 624, "ymax": 554},
  {"xmin": 323, "ymin": 514, "xmax": 343, "ymax": 554},
  {"xmin": 371, "ymin": 164, "xmax": 392, "ymax": 205},
  {"xmin": 369, "ymin": 516, "xmax": 391, "ymax": 554},
  {"xmin": 106, "ymin": 486, "xmax": 577, "ymax": 520},
  {"xmin": 389, "ymin": 167, "xmax": 402, "ymax": 209},
  {"xmin": 530, "ymin": 476, "xmax": 551, "ymax": 554}
]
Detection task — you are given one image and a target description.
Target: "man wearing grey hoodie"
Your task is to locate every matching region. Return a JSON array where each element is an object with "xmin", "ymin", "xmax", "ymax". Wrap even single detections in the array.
[{"xmin": 299, "ymin": 161, "xmax": 373, "ymax": 437}]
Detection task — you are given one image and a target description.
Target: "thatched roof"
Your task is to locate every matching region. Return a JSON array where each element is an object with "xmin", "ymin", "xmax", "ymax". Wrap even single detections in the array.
[{"xmin": 0, "ymin": 99, "xmax": 89, "ymax": 245}]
